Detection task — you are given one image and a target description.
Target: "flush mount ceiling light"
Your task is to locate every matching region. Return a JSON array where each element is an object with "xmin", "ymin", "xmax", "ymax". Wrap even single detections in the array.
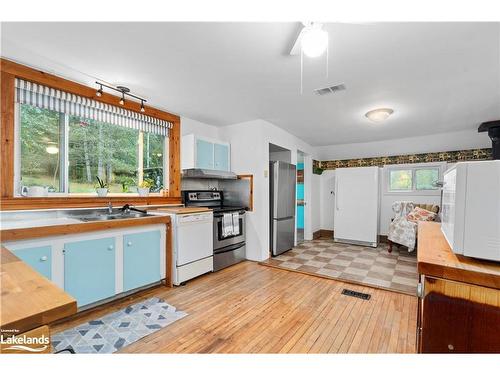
[
  {"xmin": 95, "ymin": 82, "xmax": 147, "ymax": 112},
  {"xmin": 365, "ymin": 108, "xmax": 394, "ymax": 123}
]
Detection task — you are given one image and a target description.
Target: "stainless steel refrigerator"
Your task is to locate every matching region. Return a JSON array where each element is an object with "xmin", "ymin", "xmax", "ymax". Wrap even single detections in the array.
[{"xmin": 270, "ymin": 161, "xmax": 297, "ymax": 256}]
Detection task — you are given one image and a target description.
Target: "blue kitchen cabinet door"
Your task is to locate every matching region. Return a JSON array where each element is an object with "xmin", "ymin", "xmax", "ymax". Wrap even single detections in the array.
[
  {"xmin": 64, "ymin": 237, "xmax": 116, "ymax": 307},
  {"xmin": 214, "ymin": 143, "xmax": 229, "ymax": 171},
  {"xmin": 12, "ymin": 245, "xmax": 52, "ymax": 280},
  {"xmin": 296, "ymin": 183, "xmax": 304, "ymax": 200},
  {"xmin": 196, "ymin": 139, "xmax": 214, "ymax": 169},
  {"xmin": 123, "ymin": 230, "xmax": 161, "ymax": 291}
]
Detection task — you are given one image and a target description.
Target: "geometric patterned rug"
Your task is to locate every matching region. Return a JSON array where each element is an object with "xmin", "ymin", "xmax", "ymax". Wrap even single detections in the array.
[
  {"xmin": 51, "ymin": 297, "xmax": 187, "ymax": 353},
  {"xmin": 260, "ymin": 238, "xmax": 418, "ymax": 296}
]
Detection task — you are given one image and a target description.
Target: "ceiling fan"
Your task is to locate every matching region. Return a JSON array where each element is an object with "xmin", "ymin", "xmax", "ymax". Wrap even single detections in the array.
[{"xmin": 289, "ymin": 22, "xmax": 329, "ymax": 57}]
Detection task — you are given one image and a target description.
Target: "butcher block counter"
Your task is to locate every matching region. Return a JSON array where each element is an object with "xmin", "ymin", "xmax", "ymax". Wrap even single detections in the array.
[
  {"xmin": 0, "ymin": 246, "xmax": 77, "ymax": 336},
  {"xmin": 417, "ymin": 222, "xmax": 500, "ymax": 289},
  {"xmin": 416, "ymin": 222, "xmax": 500, "ymax": 353},
  {"xmin": 152, "ymin": 206, "xmax": 212, "ymax": 214}
]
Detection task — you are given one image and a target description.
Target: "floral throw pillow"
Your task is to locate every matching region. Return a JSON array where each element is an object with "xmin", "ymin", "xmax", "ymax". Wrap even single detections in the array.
[{"xmin": 406, "ymin": 207, "xmax": 437, "ymax": 222}]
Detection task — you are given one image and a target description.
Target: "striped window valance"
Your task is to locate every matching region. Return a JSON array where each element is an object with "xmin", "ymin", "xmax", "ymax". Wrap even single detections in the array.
[{"xmin": 15, "ymin": 78, "xmax": 172, "ymax": 137}]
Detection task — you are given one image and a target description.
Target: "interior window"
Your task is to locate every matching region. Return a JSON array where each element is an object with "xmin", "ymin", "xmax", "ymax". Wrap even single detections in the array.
[
  {"xmin": 20, "ymin": 104, "xmax": 62, "ymax": 192},
  {"xmin": 389, "ymin": 169, "xmax": 412, "ymax": 191},
  {"xmin": 415, "ymin": 168, "xmax": 439, "ymax": 190}
]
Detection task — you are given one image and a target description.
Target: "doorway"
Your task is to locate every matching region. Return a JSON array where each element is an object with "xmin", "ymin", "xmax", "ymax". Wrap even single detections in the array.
[{"xmin": 296, "ymin": 151, "xmax": 305, "ymax": 244}]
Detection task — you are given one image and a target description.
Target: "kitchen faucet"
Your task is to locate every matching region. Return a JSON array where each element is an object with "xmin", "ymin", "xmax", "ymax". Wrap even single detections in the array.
[{"xmin": 107, "ymin": 201, "xmax": 113, "ymax": 214}]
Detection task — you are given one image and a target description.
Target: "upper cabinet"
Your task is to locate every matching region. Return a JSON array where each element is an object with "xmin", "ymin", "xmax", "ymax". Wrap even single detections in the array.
[{"xmin": 182, "ymin": 134, "xmax": 231, "ymax": 171}]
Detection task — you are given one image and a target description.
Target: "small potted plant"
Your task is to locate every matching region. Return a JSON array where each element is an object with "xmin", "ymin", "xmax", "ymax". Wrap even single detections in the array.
[
  {"xmin": 137, "ymin": 179, "xmax": 153, "ymax": 197},
  {"xmin": 95, "ymin": 176, "xmax": 108, "ymax": 197}
]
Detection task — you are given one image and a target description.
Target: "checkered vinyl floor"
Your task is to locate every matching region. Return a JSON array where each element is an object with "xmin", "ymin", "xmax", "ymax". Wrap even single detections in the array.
[{"xmin": 262, "ymin": 238, "xmax": 418, "ymax": 295}]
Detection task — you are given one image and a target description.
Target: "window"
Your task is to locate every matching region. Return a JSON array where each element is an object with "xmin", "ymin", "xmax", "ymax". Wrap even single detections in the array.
[
  {"xmin": 388, "ymin": 166, "xmax": 441, "ymax": 193},
  {"xmin": 16, "ymin": 79, "xmax": 171, "ymax": 196},
  {"xmin": 20, "ymin": 105, "xmax": 62, "ymax": 192},
  {"xmin": 389, "ymin": 169, "xmax": 412, "ymax": 191}
]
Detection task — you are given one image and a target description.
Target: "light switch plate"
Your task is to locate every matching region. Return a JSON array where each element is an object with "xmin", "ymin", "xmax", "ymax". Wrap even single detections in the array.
[{"xmin": 264, "ymin": 170, "xmax": 268, "ymax": 178}]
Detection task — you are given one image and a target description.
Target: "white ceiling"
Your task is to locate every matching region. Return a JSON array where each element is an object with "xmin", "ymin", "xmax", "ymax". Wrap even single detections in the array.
[{"xmin": 1, "ymin": 22, "xmax": 499, "ymax": 146}]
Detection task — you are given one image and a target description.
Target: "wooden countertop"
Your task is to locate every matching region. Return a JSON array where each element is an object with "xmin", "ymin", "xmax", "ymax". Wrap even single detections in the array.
[
  {"xmin": 0, "ymin": 215, "xmax": 171, "ymax": 242},
  {"xmin": 152, "ymin": 207, "xmax": 212, "ymax": 214},
  {"xmin": 0, "ymin": 246, "xmax": 77, "ymax": 334},
  {"xmin": 417, "ymin": 222, "xmax": 500, "ymax": 289}
]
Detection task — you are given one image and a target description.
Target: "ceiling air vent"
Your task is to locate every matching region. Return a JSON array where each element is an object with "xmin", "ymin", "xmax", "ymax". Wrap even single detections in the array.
[{"xmin": 313, "ymin": 83, "xmax": 346, "ymax": 96}]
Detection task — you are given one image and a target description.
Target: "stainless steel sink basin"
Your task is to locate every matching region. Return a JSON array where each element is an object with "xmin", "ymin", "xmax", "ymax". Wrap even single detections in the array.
[{"xmin": 78, "ymin": 212, "xmax": 153, "ymax": 222}]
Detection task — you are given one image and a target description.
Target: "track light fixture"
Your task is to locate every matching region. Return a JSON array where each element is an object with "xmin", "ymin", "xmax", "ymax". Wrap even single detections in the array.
[{"xmin": 95, "ymin": 82, "xmax": 147, "ymax": 112}]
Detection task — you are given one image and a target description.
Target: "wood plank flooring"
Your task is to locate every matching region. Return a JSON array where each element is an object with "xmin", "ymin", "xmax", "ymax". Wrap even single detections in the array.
[{"xmin": 50, "ymin": 261, "xmax": 417, "ymax": 353}]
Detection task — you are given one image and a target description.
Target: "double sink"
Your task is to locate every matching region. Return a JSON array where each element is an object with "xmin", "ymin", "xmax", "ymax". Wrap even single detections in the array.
[{"xmin": 71, "ymin": 205, "xmax": 154, "ymax": 222}]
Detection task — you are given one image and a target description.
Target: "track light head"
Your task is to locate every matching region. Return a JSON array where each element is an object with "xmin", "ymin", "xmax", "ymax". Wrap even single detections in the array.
[
  {"xmin": 140, "ymin": 100, "xmax": 145, "ymax": 113},
  {"xmin": 96, "ymin": 84, "xmax": 103, "ymax": 97},
  {"xmin": 119, "ymin": 94, "xmax": 125, "ymax": 105}
]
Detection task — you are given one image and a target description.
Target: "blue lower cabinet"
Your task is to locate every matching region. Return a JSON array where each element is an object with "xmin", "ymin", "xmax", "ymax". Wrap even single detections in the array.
[
  {"xmin": 123, "ymin": 230, "xmax": 161, "ymax": 291},
  {"xmin": 64, "ymin": 237, "xmax": 116, "ymax": 307},
  {"xmin": 12, "ymin": 245, "xmax": 52, "ymax": 280}
]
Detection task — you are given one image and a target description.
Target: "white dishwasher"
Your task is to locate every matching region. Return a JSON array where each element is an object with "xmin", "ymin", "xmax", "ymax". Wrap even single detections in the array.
[{"xmin": 163, "ymin": 211, "xmax": 214, "ymax": 285}]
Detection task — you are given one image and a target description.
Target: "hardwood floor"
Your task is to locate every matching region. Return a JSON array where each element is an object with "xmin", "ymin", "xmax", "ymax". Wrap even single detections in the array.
[{"xmin": 50, "ymin": 261, "xmax": 417, "ymax": 353}]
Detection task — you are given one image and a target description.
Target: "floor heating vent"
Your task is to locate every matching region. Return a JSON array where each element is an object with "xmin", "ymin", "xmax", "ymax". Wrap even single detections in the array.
[{"xmin": 341, "ymin": 289, "xmax": 371, "ymax": 300}]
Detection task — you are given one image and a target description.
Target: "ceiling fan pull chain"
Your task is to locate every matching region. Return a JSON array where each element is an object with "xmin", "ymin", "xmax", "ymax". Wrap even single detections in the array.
[
  {"xmin": 326, "ymin": 41, "xmax": 329, "ymax": 78},
  {"xmin": 300, "ymin": 48, "xmax": 304, "ymax": 95}
]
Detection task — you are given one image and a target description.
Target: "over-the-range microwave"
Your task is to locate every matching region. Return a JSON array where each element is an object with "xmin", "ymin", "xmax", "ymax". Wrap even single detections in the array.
[{"xmin": 441, "ymin": 160, "xmax": 500, "ymax": 262}]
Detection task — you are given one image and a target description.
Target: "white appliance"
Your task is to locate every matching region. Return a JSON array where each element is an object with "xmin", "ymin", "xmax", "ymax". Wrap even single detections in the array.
[
  {"xmin": 334, "ymin": 166, "xmax": 379, "ymax": 247},
  {"xmin": 153, "ymin": 211, "xmax": 214, "ymax": 285},
  {"xmin": 441, "ymin": 160, "xmax": 500, "ymax": 262}
]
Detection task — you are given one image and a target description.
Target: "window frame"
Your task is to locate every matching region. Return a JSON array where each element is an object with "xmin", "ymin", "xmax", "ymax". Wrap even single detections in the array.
[
  {"xmin": 14, "ymin": 103, "xmax": 169, "ymax": 197},
  {"xmin": 383, "ymin": 162, "xmax": 446, "ymax": 196}
]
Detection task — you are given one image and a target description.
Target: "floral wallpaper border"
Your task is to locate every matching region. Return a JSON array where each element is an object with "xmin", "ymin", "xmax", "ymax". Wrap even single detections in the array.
[{"xmin": 313, "ymin": 148, "xmax": 492, "ymax": 173}]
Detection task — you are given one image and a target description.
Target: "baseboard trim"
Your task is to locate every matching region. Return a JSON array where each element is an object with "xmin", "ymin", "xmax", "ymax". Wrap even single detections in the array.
[{"xmin": 313, "ymin": 229, "xmax": 334, "ymax": 239}]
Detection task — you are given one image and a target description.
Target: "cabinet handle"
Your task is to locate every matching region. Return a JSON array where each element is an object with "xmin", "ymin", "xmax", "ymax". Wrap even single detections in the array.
[
  {"xmin": 108, "ymin": 245, "xmax": 114, "ymax": 251},
  {"xmin": 448, "ymin": 344, "xmax": 454, "ymax": 351},
  {"xmin": 127, "ymin": 241, "xmax": 132, "ymax": 247},
  {"xmin": 40, "ymin": 256, "xmax": 48, "ymax": 262}
]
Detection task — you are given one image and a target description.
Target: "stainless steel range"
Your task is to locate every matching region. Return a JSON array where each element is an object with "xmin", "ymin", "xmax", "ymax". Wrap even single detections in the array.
[{"xmin": 183, "ymin": 190, "xmax": 246, "ymax": 271}]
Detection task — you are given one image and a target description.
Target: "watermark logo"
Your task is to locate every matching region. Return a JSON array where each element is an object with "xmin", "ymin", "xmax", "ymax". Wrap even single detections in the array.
[{"xmin": 0, "ymin": 329, "xmax": 50, "ymax": 353}]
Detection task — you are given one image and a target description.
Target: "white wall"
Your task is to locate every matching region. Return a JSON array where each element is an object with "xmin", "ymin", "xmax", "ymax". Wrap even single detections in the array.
[
  {"xmin": 219, "ymin": 119, "xmax": 317, "ymax": 261},
  {"xmin": 319, "ymin": 170, "xmax": 336, "ymax": 232},
  {"xmin": 311, "ymin": 174, "xmax": 321, "ymax": 234},
  {"xmin": 315, "ymin": 129, "xmax": 491, "ymax": 160},
  {"xmin": 181, "ymin": 116, "xmax": 220, "ymax": 139}
]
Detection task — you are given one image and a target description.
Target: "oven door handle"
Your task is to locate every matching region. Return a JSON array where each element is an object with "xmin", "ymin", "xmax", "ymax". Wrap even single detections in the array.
[
  {"xmin": 214, "ymin": 212, "xmax": 245, "ymax": 218},
  {"xmin": 214, "ymin": 242, "xmax": 245, "ymax": 255}
]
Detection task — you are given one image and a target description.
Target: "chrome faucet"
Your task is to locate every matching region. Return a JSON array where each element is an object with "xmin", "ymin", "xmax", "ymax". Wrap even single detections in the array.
[{"xmin": 107, "ymin": 201, "xmax": 113, "ymax": 214}]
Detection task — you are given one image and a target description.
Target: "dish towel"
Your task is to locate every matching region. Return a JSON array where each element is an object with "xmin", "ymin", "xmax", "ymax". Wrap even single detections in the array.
[
  {"xmin": 232, "ymin": 212, "xmax": 240, "ymax": 235},
  {"xmin": 222, "ymin": 213, "xmax": 233, "ymax": 237}
]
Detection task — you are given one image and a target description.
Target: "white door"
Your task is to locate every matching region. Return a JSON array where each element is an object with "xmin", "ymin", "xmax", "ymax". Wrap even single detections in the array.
[
  {"xmin": 334, "ymin": 167, "xmax": 379, "ymax": 246},
  {"xmin": 176, "ymin": 213, "xmax": 213, "ymax": 266}
]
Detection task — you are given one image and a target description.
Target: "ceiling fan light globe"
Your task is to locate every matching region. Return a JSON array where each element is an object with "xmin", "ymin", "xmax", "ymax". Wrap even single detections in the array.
[{"xmin": 301, "ymin": 28, "xmax": 328, "ymax": 58}]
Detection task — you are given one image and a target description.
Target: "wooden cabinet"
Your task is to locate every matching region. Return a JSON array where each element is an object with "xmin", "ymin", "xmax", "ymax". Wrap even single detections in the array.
[
  {"xmin": 182, "ymin": 134, "xmax": 230, "ymax": 171},
  {"xmin": 64, "ymin": 237, "xmax": 116, "ymax": 307},
  {"xmin": 9, "ymin": 245, "xmax": 52, "ymax": 279},
  {"xmin": 417, "ymin": 222, "xmax": 500, "ymax": 353},
  {"xmin": 123, "ymin": 230, "xmax": 162, "ymax": 291},
  {"xmin": 418, "ymin": 276, "xmax": 500, "ymax": 353}
]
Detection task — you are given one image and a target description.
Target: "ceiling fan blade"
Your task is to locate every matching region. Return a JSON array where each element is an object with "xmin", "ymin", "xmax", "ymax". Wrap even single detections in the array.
[{"xmin": 289, "ymin": 27, "xmax": 305, "ymax": 56}]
